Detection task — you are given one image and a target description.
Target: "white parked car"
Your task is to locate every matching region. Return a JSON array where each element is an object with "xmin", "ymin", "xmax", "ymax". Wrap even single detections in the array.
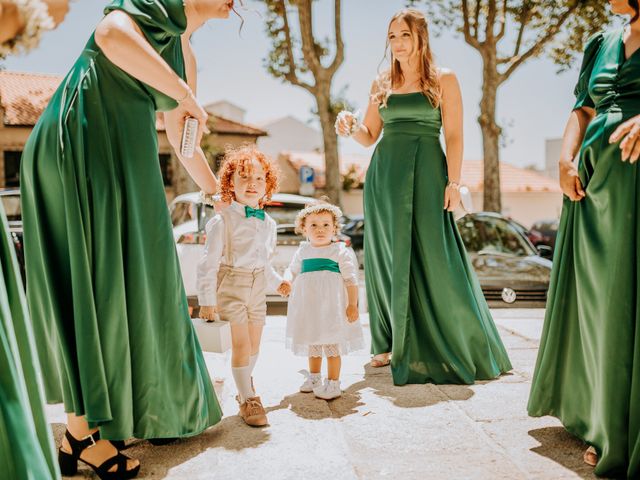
[{"xmin": 169, "ymin": 192, "xmax": 354, "ymax": 311}]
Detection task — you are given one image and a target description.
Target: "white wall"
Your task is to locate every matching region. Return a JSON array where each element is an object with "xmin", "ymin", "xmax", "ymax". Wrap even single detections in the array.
[
  {"xmin": 544, "ymin": 138, "xmax": 562, "ymax": 181},
  {"xmin": 258, "ymin": 117, "xmax": 323, "ymax": 157},
  {"xmin": 205, "ymin": 101, "xmax": 246, "ymax": 123}
]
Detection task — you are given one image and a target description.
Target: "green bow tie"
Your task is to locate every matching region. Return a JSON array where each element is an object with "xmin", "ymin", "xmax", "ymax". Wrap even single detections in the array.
[{"xmin": 244, "ymin": 205, "xmax": 265, "ymax": 221}]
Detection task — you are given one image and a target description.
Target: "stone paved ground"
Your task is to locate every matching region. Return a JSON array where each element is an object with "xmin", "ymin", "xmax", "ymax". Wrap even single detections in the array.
[{"xmin": 47, "ymin": 309, "xmax": 601, "ymax": 479}]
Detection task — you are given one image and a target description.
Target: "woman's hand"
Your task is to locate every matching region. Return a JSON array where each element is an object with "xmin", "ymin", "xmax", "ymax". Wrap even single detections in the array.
[
  {"xmin": 610, "ymin": 114, "xmax": 640, "ymax": 163},
  {"xmin": 559, "ymin": 160, "xmax": 586, "ymax": 201},
  {"xmin": 443, "ymin": 183, "xmax": 461, "ymax": 211},
  {"xmin": 165, "ymin": 90, "xmax": 210, "ymax": 155},
  {"xmin": 199, "ymin": 305, "xmax": 217, "ymax": 321},
  {"xmin": 335, "ymin": 111, "xmax": 357, "ymax": 138},
  {"xmin": 346, "ymin": 304, "xmax": 359, "ymax": 323},
  {"xmin": 44, "ymin": 0, "xmax": 70, "ymax": 26}
]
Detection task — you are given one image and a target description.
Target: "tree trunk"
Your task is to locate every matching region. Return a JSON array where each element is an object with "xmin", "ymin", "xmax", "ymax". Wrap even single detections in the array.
[
  {"xmin": 316, "ymin": 84, "xmax": 342, "ymax": 207},
  {"xmin": 478, "ymin": 56, "xmax": 502, "ymax": 213}
]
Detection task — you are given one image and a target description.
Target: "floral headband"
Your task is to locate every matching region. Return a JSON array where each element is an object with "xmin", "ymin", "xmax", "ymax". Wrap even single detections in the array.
[{"xmin": 294, "ymin": 202, "xmax": 343, "ymax": 235}]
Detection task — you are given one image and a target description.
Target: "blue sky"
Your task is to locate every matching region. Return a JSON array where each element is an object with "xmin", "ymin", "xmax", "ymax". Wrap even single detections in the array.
[{"xmin": 3, "ymin": 1, "xmax": 606, "ymax": 169}]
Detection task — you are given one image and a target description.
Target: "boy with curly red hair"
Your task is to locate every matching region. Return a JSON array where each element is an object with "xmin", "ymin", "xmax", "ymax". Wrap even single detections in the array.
[{"xmin": 197, "ymin": 144, "xmax": 290, "ymax": 427}]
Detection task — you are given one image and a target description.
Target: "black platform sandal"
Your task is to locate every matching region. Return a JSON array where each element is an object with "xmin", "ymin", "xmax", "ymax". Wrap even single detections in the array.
[
  {"xmin": 111, "ymin": 440, "xmax": 126, "ymax": 450},
  {"xmin": 58, "ymin": 430, "xmax": 140, "ymax": 479}
]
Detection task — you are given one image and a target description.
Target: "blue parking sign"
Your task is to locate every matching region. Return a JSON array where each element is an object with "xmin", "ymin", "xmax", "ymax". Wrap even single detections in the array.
[{"xmin": 300, "ymin": 166, "xmax": 314, "ymax": 184}]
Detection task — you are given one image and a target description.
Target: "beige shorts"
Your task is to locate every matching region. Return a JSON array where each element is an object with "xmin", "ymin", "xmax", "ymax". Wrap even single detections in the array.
[{"xmin": 216, "ymin": 265, "xmax": 267, "ymax": 325}]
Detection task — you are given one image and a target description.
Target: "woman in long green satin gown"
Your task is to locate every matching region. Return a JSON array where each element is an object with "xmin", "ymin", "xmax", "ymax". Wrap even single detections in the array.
[
  {"xmin": 1, "ymin": 203, "xmax": 59, "ymax": 479},
  {"xmin": 20, "ymin": 0, "xmax": 232, "ymax": 474},
  {"xmin": 336, "ymin": 9, "xmax": 511, "ymax": 386},
  {"xmin": 528, "ymin": 3, "xmax": 640, "ymax": 478}
]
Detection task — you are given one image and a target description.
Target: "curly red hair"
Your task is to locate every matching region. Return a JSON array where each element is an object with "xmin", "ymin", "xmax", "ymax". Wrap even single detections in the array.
[{"xmin": 218, "ymin": 144, "xmax": 279, "ymax": 207}]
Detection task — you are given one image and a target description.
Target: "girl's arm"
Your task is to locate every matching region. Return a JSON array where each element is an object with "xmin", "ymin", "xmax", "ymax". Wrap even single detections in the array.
[
  {"xmin": 339, "ymin": 80, "xmax": 384, "ymax": 147},
  {"xmin": 163, "ymin": 36, "xmax": 218, "ymax": 194},
  {"xmin": 440, "ymin": 69, "xmax": 463, "ymax": 184},
  {"xmin": 440, "ymin": 69, "xmax": 463, "ymax": 211},
  {"xmin": 95, "ymin": 11, "xmax": 211, "ymax": 174},
  {"xmin": 95, "ymin": 11, "xmax": 194, "ymax": 106},
  {"xmin": 338, "ymin": 246, "xmax": 359, "ymax": 322},
  {"xmin": 557, "ymin": 107, "xmax": 594, "ymax": 201},
  {"xmin": 284, "ymin": 245, "xmax": 303, "ymax": 283}
]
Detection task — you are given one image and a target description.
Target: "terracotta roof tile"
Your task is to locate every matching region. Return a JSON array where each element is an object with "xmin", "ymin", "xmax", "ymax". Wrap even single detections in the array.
[
  {"xmin": 1, "ymin": 70, "xmax": 267, "ymax": 136},
  {"xmin": 461, "ymin": 160, "xmax": 561, "ymax": 193},
  {"xmin": 0, "ymin": 71, "xmax": 62, "ymax": 126}
]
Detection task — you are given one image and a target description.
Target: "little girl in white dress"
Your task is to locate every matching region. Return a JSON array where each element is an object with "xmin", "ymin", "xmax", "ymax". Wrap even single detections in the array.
[{"xmin": 285, "ymin": 201, "xmax": 364, "ymax": 400}]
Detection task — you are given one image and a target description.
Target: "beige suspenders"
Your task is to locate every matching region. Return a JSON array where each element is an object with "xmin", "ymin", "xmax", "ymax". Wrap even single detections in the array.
[{"xmin": 219, "ymin": 209, "xmax": 234, "ymax": 266}]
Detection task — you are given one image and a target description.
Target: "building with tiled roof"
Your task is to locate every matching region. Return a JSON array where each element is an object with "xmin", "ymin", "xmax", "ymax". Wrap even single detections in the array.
[{"xmin": 0, "ymin": 70, "xmax": 266, "ymax": 197}]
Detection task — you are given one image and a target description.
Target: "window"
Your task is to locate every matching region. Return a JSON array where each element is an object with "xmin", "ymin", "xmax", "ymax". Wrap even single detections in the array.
[
  {"xmin": 0, "ymin": 194, "xmax": 21, "ymax": 221},
  {"xmin": 3, "ymin": 151, "xmax": 22, "ymax": 187},
  {"xmin": 457, "ymin": 216, "xmax": 532, "ymax": 256}
]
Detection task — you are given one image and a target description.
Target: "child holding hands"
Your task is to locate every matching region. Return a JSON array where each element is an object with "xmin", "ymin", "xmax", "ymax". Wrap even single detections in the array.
[
  {"xmin": 197, "ymin": 145, "xmax": 290, "ymax": 427},
  {"xmin": 285, "ymin": 201, "xmax": 364, "ymax": 400}
]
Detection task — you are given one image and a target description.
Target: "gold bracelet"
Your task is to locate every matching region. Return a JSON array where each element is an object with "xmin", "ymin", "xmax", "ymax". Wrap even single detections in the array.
[{"xmin": 447, "ymin": 181, "xmax": 461, "ymax": 190}]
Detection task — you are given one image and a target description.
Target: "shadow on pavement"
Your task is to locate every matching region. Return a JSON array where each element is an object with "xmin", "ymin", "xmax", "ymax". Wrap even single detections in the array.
[
  {"xmin": 528, "ymin": 426, "xmax": 599, "ymax": 479},
  {"xmin": 268, "ymin": 363, "xmax": 477, "ymax": 421},
  {"xmin": 52, "ymin": 415, "xmax": 271, "ymax": 478}
]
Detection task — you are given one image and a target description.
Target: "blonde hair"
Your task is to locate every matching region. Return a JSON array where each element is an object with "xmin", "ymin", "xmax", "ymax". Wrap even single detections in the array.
[
  {"xmin": 294, "ymin": 199, "xmax": 343, "ymax": 236},
  {"xmin": 372, "ymin": 8, "xmax": 442, "ymax": 109}
]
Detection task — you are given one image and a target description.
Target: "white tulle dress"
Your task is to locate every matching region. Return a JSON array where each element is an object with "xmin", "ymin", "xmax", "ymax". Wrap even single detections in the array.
[{"xmin": 285, "ymin": 242, "xmax": 364, "ymax": 357}]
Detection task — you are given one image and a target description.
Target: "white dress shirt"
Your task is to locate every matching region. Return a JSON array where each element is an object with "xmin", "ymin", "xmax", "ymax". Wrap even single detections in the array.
[{"xmin": 197, "ymin": 201, "xmax": 283, "ymax": 306}]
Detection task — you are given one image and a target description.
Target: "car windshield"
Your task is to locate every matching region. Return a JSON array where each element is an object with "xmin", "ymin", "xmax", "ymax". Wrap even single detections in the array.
[
  {"xmin": 0, "ymin": 194, "xmax": 21, "ymax": 222},
  {"xmin": 457, "ymin": 216, "xmax": 535, "ymax": 256}
]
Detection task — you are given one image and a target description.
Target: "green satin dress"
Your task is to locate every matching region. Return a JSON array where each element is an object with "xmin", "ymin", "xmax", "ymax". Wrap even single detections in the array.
[
  {"xmin": 528, "ymin": 29, "xmax": 640, "ymax": 479},
  {"xmin": 20, "ymin": 0, "xmax": 222, "ymax": 440},
  {"xmin": 363, "ymin": 92, "xmax": 512, "ymax": 386},
  {"xmin": 0, "ymin": 205, "xmax": 59, "ymax": 479}
]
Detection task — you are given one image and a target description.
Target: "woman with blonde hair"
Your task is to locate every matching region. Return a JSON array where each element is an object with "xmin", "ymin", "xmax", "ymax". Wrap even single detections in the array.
[{"xmin": 336, "ymin": 8, "xmax": 511, "ymax": 386}]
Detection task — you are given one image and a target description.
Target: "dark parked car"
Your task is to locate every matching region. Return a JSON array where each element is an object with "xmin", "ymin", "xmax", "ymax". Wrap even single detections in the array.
[
  {"xmin": 528, "ymin": 219, "xmax": 559, "ymax": 253},
  {"xmin": 342, "ymin": 214, "xmax": 364, "ymax": 267},
  {"xmin": 340, "ymin": 211, "xmax": 552, "ymax": 307},
  {"xmin": 0, "ymin": 189, "xmax": 25, "ymax": 283},
  {"xmin": 456, "ymin": 212, "xmax": 552, "ymax": 307}
]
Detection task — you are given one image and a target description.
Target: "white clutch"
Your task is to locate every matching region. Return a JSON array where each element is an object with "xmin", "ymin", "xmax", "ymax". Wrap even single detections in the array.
[{"xmin": 192, "ymin": 318, "xmax": 231, "ymax": 353}]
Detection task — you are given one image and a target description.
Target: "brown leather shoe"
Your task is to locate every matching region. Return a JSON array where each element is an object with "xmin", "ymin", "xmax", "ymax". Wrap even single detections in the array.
[{"xmin": 238, "ymin": 396, "xmax": 268, "ymax": 427}]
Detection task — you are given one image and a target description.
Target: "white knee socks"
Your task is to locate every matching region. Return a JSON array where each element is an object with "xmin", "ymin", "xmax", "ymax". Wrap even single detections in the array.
[
  {"xmin": 249, "ymin": 353, "xmax": 258, "ymax": 374},
  {"xmin": 232, "ymin": 365, "xmax": 254, "ymax": 403}
]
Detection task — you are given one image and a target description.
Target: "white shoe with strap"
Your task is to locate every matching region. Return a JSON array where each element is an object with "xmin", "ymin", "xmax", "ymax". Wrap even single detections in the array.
[{"xmin": 299, "ymin": 370, "xmax": 322, "ymax": 393}]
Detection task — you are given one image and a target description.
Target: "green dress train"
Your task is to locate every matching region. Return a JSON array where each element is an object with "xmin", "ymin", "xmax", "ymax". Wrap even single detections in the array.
[
  {"xmin": 20, "ymin": 0, "xmax": 222, "ymax": 440},
  {"xmin": 528, "ymin": 29, "xmax": 640, "ymax": 479},
  {"xmin": 0, "ymin": 204, "xmax": 59, "ymax": 479},
  {"xmin": 363, "ymin": 92, "xmax": 512, "ymax": 386}
]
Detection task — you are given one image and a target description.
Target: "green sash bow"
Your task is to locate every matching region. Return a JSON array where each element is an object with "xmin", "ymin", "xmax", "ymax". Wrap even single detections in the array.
[{"xmin": 301, "ymin": 258, "xmax": 341, "ymax": 274}]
